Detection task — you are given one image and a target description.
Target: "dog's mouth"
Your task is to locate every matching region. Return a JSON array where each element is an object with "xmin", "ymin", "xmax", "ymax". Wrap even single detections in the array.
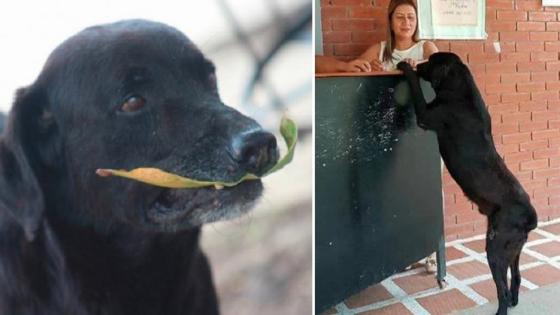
[{"xmin": 145, "ymin": 179, "xmax": 263, "ymax": 229}]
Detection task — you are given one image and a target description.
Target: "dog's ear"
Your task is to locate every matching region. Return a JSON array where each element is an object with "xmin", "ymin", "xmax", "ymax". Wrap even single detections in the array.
[{"xmin": 0, "ymin": 87, "xmax": 58, "ymax": 242}]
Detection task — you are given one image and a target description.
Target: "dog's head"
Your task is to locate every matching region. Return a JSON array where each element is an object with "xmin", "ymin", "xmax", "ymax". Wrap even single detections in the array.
[
  {"xmin": 416, "ymin": 52, "xmax": 465, "ymax": 91},
  {"xmin": 0, "ymin": 20, "xmax": 279, "ymax": 239}
]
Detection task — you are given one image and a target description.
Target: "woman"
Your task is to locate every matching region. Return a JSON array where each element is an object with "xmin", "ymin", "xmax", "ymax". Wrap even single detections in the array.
[{"xmin": 331, "ymin": 0, "xmax": 438, "ymax": 73}]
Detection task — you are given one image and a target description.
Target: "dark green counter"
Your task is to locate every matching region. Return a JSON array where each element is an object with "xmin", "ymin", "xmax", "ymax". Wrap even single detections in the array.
[{"xmin": 315, "ymin": 74, "xmax": 444, "ymax": 313}]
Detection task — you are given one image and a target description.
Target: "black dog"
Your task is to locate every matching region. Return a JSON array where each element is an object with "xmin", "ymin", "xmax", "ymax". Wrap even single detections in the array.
[
  {"xmin": 0, "ymin": 20, "xmax": 278, "ymax": 314},
  {"xmin": 398, "ymin": 53, "xmax": 537, "ymax": 315}
]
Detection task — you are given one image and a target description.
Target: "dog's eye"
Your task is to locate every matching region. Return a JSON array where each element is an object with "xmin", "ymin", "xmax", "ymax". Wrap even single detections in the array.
[{"xmin": 121, "ymin": 96, "xmax": 146, "ymax": 113}]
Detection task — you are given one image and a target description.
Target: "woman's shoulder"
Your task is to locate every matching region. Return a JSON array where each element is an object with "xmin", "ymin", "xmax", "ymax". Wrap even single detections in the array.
[{"xmin": 422, "ymin": 41, "xmax": 439, "ymax": 58}]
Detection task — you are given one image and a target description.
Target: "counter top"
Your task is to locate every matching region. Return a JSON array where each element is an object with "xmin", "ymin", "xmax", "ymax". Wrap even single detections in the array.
[{"xmin": 315, "ymin": 70, "xmax": 402, "ymax": 78}]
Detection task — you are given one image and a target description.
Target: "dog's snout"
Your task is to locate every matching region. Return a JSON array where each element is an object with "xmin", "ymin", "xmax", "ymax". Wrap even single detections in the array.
[{"xmin": 230, "ymin": 130, "xmax": 279, "ymax": 177}]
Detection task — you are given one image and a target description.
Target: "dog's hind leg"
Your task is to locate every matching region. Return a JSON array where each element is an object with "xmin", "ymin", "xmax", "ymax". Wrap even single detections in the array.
[
  {"xmin": 509, "ymin": 250, "xmax": 521, "ymax": 307},
  {"xmin": 486, "ymin": 229, "xmax": 512, "ymax": 315}
]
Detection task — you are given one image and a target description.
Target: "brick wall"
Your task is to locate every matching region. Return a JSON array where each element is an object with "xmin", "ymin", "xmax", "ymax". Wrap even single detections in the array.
[{"xmin": 320, "ymin": 0, "xmax": 560, "ymax": 241}]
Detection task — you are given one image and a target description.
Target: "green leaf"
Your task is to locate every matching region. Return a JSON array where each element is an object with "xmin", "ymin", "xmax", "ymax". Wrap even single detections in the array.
[{"xmin": 96, "ymin": 117, "xmax": 298, "ymax": 189}]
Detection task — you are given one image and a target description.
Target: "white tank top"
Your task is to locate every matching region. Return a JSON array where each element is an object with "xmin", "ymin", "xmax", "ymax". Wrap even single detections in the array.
[{"xmin": 378, "ymin": 40, "xmax": 425, "ymax": 71}]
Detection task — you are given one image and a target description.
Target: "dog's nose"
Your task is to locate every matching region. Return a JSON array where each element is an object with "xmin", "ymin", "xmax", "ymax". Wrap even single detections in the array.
[{"xmin": 230, "ymin": 130, "xmax": 279, "ymax": 177}]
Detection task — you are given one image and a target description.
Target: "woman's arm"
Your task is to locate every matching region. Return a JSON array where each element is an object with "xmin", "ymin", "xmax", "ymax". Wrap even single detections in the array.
[
  {"xmin": 315, "ymin": 56, "xmax": 371, "ymax": 73},
  {"xmin": 423, "ymin": 41, "xmax": 439, "ymax": 60},
  {"xmin": 358, "ymin": 43, "xmax": 384, "ymax": 71}
]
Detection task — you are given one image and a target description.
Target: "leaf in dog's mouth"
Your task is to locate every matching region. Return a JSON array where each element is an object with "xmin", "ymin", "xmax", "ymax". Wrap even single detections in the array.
[{"xmin": 96, "ymin": 117, "xmax": 297, "ymax": 189}]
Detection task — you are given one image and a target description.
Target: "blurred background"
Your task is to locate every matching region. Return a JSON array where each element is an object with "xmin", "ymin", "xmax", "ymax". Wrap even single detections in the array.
[{"xmin": 0, "ymin": 0, "xmax": 312, "ymax": 314}]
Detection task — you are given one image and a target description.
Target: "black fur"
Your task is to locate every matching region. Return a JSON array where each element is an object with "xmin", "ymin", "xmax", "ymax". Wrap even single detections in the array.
[
  {"xmin": 398, "ymin": 53, "xmax": 537, "ymax": 315},
  {"xmin": 0, "ymin": 19, "xmax": 278, "ymax": 314}
]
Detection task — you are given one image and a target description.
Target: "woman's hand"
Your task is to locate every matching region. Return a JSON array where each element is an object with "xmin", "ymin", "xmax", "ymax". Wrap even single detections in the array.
[
  {"xmin": 344, "ymin": 59, "xmax": 372, "ymax": 72},
  {"xmin": 369, "ymin": 59, "xmax": 385, "ymax": 71},
  {"xmin": 402, "ymin": 58, "xmax": 417, "ymax": 69}
]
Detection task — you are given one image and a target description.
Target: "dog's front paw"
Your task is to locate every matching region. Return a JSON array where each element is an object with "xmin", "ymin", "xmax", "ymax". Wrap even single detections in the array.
[{"xmin": 397, "ymin": 61, "xmax": 412, "ymax": 71}]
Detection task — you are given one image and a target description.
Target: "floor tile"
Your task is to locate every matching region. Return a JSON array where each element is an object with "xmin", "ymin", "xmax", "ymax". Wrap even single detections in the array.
[
  {"xmin": 416, "ymin": 289, "xmax": 476, "ymax": 315},
  {"xmin": 356, "ymin": 303, "xmax": 413, "ymax": 315},
  {"xmin": 462, "ymin": 239, "xmax": 486, "ymax": 253},
  {"xmin": 345, "ymin": 283, "xmax": 393, "ymax": 308},
  {"xmin": 447, "ymin": 260, "xmax": 490, "ymax": 280},
  {"xmin": 392, "ymin": 272, "xmax": 440, "ymax": 295},
  {"xmin": 447, "ymin": 246, "xmax": 467, "ymax": 261},
  {"xmin": 541, "ymin": 223, "xmax": 560, "ymax": 235},
  {"xmin": 528, "ymin": 241, "xmax": 560, "ymax": 258},
  {"xmin": 522, "ymin": 265, "xmax": 560, "ymax": 286},
  {"xmin": 470, "ymin": 279, "xmax": 528, "ymax": 302}
]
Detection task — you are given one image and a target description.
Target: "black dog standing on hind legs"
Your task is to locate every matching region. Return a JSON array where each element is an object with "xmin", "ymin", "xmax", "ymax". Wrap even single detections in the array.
[
  {"xmin": 397, "ymin": 53, "xmax": 537, "ymax": 315},
  {"xmin": 0, "ymin": 20, "xmax": 279, "ymax": 314}
]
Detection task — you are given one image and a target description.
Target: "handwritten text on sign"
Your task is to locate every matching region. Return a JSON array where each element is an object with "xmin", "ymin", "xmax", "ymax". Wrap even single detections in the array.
[{"xmin": 432, "ymin": 0, "xmax": 478, "ymax": 26}]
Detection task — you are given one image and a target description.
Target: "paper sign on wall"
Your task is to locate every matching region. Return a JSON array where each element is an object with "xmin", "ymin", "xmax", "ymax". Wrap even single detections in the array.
[{"xmin": 418, "ymin": 0, "xmax": 487, "ymax": 39}]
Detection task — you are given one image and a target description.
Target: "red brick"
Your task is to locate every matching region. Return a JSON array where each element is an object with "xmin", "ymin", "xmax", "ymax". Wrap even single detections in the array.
[
  {"xmin": 488, "ymin": 0, "xmax": 514, "ymax": 9},
  {"xmin": 501, "ymin": 92, "xmax": 531, "ymax": 103},
  {"xmin": 532, "ymin": 91, "xmax": 559, "ymax": 102},
  {"xmin": 532, "ymin": 110, "xmax": 560, "ymax": 121},
  {"xmin": 497, "ymin": 10, "xmax": 528, "ymax": 21},
  {"xmin": 551, "ymin": 156, "xmax": 560, "ymax": 167},
  {"xmin": 517, "ymin": 82, "xmax": 546, "ymax": 92},
  {"xmin": 534, "ymin": 186, "xmax": 560, "ymax": 198},
  {"xmin": 546, "ymin": 41, "xmax": 560, "ymax": 52},
  {"xmin": 532, "ymin": 71, "xmax": 559, "ymax": 82},
  {"xmin": 504, "ymin": 151, "xmax": 533, "ymax": 163},
  {"xmin": 332, "ymin": 0, "xmax": 369, "ymax": 5},
  {"xmin": 485, "ymin": 82, "xmax": 517, "ymax": 94},
  {"xmin": 495, "ymin": 143, "xmax": 519, "ymax": 155},
  {"xmin": 468, "ymin": 53, "xmax": 500, "ymax": 64},
  {"xmin": 547, "ymin": 61, "xmax": 560, "ymax": 71},
  {"xmin": 520, "ymin": 139, "xmax": 548, "ymax": 151},
  {"xmin": 519, "ymin": 100, "xmax": 548, "ymax": 112},
  {"xmin": 503, "ymin": 52, "xmax": 531, "ymax": 63},
  {"xmin": 547, "ymin": 22, "xmax": 560, "ymax": 31},
  {"xmin": 531, "ymin": 51, "xmax": 559, "ymax": 62},
  {"xmin": 516, "ymin": 0, "xmax": 543, "ymax": 10},
  {"xmin": 450, "ymin": 42, "xmax": 484, "ymax": 54},
  {"xmin": 333, "ymin": 43, "xmax": 370, "ymax": 56},
  {"xmin": 492, "ymin": 122, "xmax": 517, "ymax": 134},
  {"xmin": 520, "ymin": 121, "xmax": 549, "ymax": 132},
  {"xmin": 332, "ymin": 19, "xmax": 376, "ymax": 31},
  {"xmin": 517, "ymin": 61, "xmax": 546, "ymax": 72},
  {"xmin": 349, "ymin": 7, "xmax": 385, "ymax": 19},
  {"xmin": 530, "ymin": 11, "xmax": 558, "ymax": 21},
  {"xmin": 516, "ymin": 41, "xmax": 544, "ymax": 52},
  {"xmin": 324, "ymin": 31, "xmax": 351, "ymax": 43},
  {"xmin": 534, "ymin": 147, "xmax": 560, "ymax": 159},
  {"xmin": 321, "ymin": 6, "xmax": 348, "ymax": 18},
  {"xmin": 501, "ymin": 112, "xmax": 531, "ymax": 124},
  {"xmin": 530, "ymin": 31, "xmax": 558, "ymax": 41},
  {"xmin": 351, "ymin": 31, "xmax": 383, "ymax": 43},
  {"xmin": 547, "ymin": 81, "xmax": 560, "ymax": 91},
  {"xmin": 534, "ymin": 168, "xmax": 560, "ymax": 179},
  {"xmin": 533, "ymin": 129, "xmax": 560, "ymax": 140},
  {"xmin": 488, "ymin": 20, "xmax": 517, "ymax": 31},
  {"xmin": 521, "ymin": 158, "xmax": 549, "ymax": 170},
  {"xmin": 518, "ymin": 21, "xmax": 546, "ymax": 31},
  {"xmin": 500, "ymin": 31, "xmax": 530, "ymax": 41},
  {"xmin": 503, "ymin": 132, "xmax": 531, "ymax": 144}
]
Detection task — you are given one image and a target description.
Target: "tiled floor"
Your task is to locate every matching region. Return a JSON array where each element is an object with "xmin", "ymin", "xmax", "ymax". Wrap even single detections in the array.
[{"xmin": 322, "ymin": 219, "xmax": 560, "ymax": 315}]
